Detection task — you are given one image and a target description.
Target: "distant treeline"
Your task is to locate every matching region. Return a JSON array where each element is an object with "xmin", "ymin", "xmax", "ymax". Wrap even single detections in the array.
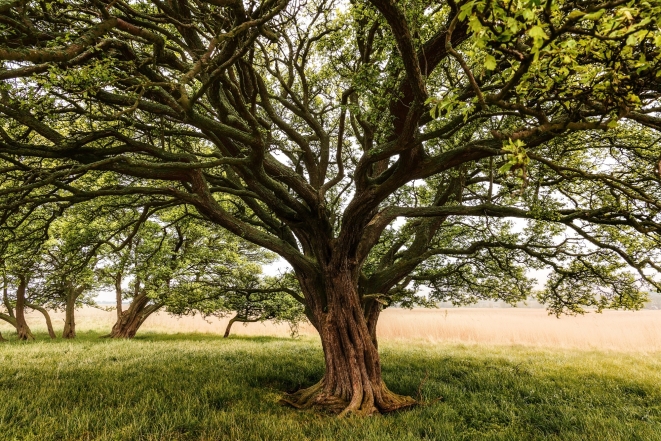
[{"xmin": 436, "ymin": 294, "xmax": 661, "ymax": 310}]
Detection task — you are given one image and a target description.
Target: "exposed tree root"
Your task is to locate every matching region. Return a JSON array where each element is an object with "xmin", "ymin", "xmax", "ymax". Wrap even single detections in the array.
[{"xmin": 280, "ymin": 378, "xmax": 416, "ymax": 416}]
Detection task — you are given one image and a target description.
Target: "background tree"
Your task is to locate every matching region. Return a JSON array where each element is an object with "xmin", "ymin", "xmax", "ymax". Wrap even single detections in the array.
[
  {"xmin": 98, "ymin": 209, "xmax": 178, "ymax": 338},
  {"xmin": 34, "ymin": 205, "xmax": 109, "ymax": 338},
  {"xmin": 218, "ymin": 275, "xmax": 306, "ymax": 339},
  {"xmin": 218, "ymin": 288, "xmax": 304, "ymax": 338},
  {"xmin": 97, "ymin": 205, "xmax": 277, "ymax": 338},
  {"xmin": 0, "ymin": 273, "xmax": 33, "ymax": 340},
  {"xmin": 1, "ymin": 0, "xmax": 661, "ymax": 414},
  {"xmin": 0, "ymin": 274, "xmax": 19, "ymax": 339},
  {"xmin": 164, "ymin": 271, "xmax": 306, "ymax": 338},
  {"xmin": 5, "ymin": 197, "xmax": 161, "ymax": 339},
  {"xmin": 0, "ymin": 203, "xmax": 60, "ymax": 340}
]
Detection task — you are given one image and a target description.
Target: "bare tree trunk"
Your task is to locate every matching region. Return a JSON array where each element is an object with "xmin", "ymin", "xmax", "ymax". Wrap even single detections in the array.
[
  {"xmin": 1, "ymin": 278, "xmax": 17, "ymax": 341},
  {"xmin": 223, "ymin": 314, "xmax": 259, "ymax": 338},
  {"xmin": 107, "ymin": 293, "xmax": 161, "ymax": 338},
  {"xmin": 281, "ymin": 269, "xmax": 415, "ymax": 416},
  {"xmin": 62, "ymin": 285, "xmax": 83, "ymax": 339},
  {"xmin": 26, "ymin": 303, "xmax": 56, "ymax": 339},
  {"xmin": 62, "ymin": 298, "xmax": 76, "ymax": 339},
  {"xmin": 2, "ymin": 280, "xmax": 14, "ymax": 319},
  {"xmin": 15, "ymin": 275, "xmax": 34, "ymax": 341},
  {"xmin": 115, "ymin": 273, "xmax": 123, "ymax": 321},
  {"xmin": 0, "ymin": 313, "xmax": 17, "ymax": 327},
  {"xmin": 223, "ymin": 316, "xmax": 238, "ymax": 338},
  {"xmin": 0, "ymin": 313, "xmax": 17, "ymax": 342}
]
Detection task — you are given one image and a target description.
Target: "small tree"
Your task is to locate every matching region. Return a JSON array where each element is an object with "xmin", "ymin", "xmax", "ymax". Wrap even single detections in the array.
[
  {"xmin": 219, "ymin": 283, "xmax": 306, "ymax": 338},
  {"xmin": 0, "ymin": 273, "xmax": 33, "ymax": 340},
  {"xmin": 0, "ymin": 204, "xmax": 58, "ymax": 340},
  {"xmin": 101, "ymin": 207, "xmax": 278, "ymax": 338},
  {"xmin": 35, "ymin": 206, "xmax": 106, "ymax": 338},
  {"xmin": 164, "ymin": 271, "xmax": 306, "ymax": 338}
]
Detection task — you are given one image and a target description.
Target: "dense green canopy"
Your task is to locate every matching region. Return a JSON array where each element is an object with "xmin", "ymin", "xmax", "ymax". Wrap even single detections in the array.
[{"xmin": 1, "ymin": 0, "xmax": 660, "ymax": 414}]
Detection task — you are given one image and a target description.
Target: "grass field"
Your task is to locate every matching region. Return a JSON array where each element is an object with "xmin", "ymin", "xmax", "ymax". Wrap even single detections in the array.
[
  {"xmin": 4, "ymin": 306, "xmax": 661, "ymax": 351},
  {"xmin": 1, "ymin": 309, "xmax": 661, "ymax": 440}
]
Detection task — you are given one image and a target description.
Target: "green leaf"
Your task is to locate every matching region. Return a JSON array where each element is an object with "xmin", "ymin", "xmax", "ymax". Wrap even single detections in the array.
[
  {"xmin": 567, "ymin": 11, "xmax": 585, "ymax": 21},
  {"xmin": 499, "ymin": 162, "xmax": 513, "ymax": 173},
  {"xmin": 528, "ymin": 26, "xmax": 547, "ymax": 39},
  {"xmin": 584, "ymin": 9, "xmax": 605, "ymax": 21},
  {"xmin": 468, "ymin": 15, "xmax": 483, "ymax": 33},
  {"xmin": 458, "ymin": 1, "xmax": 476, "ymax": 22},
  {"xmin": 484, "ymin": 55, "xmax": 497, "ymax": 71},
  {"xmin": 528, "ymin": 25, "xmax": 548, "ymax": 49},
  {"xmin": 626, "ymin": 33, "xmax": 639, "ymax": 46}
]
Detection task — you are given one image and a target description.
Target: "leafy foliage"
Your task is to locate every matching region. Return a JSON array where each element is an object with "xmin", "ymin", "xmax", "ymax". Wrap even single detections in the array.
[{"xmin": 1, "ymin": 0, "xmax": 661, "ymax": 410}]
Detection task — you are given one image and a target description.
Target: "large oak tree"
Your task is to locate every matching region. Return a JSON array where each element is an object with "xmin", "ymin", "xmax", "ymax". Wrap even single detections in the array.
[{"xmin": 1, "ymin": 0, "xmax": 661, "ymax": 414}]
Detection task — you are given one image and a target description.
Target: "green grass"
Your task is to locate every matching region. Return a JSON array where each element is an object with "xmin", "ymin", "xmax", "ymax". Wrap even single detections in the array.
[{"xmin": 1, "ymin": 332, "xmax": 660, "ymax": 440}]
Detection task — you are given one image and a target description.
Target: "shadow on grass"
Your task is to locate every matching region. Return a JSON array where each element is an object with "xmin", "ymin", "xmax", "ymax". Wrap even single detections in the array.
[
  {"xmin": 0, "ymin": 330, "xmax": 306, "ymax": 344},
  {"xmin": 133, "ymin": 332, "xmax": 305, "ymax": 344},
  {"xmin": 0, "ymin": 332, "xmax": 659, "ymax": 440}
]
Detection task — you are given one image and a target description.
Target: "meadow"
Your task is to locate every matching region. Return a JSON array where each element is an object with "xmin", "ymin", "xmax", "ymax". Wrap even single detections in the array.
[
  {"xmin": 1, "ymin": 308, "xmax": 660, "ymax": 440},
  {"xmin": 5, "ymin": 306, "xmax": 661, "ymax": 351}
]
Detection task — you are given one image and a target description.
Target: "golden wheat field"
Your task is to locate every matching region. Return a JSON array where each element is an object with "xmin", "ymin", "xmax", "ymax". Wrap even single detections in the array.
[{"xmin": 3, "ymin": 306, "xmax": 660, "ymax": 352}]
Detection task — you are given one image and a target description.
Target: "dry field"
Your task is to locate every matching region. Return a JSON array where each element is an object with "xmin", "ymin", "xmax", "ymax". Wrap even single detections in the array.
[{"xmin": 3, "ymin": 306, "xmax": 660, "ymax": 352}]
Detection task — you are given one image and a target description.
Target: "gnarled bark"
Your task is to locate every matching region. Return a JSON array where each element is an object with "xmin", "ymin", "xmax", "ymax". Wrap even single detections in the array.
[
  {"xmin": 106, "ymin": 292, "xmax": 161, "ymax": 338},
  {"xmin": 281, "ymin": 269, "xmax": 415, "ymax": 416},
  {"xmin": 25, "ymin": 303, "xmax": 56, "ymax": 339},
  {"xmin": 15, "ymin": 275, "xmax": 34, "ymax": 341}
]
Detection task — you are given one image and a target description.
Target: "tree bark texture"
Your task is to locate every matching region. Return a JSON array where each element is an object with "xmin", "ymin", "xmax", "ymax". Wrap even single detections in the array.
[
  {"xmin": 281, "ymin": 268, "xmax": 415, "ymax": 416},
  {"xmin": 0, "ymin": 280, "xmax": 17, "ymax": 340},
  {"xmin": 15, "ymin": 275, "xmax": 34, "ymax": 341},
  {"xmin": 26, "ymin": 303, "xmax": 56, "ymax": 339},
  {"xmin": 0, "ymin": 313, "xmax": 17, "ymax": 330},
  {"xmin": 2, "ymin": 282, "xmax": 14, "ymax": 319},
  {"xmin": 115, "ymin": 273, "xmax": 123, "ymax": 321},
  {"xmin": 62, "ymin": 285, "xmax": 84, "ymax": 339},
  {"xmin": 107, "ymin": 292, "xmax": 161, "ymax": 338}
]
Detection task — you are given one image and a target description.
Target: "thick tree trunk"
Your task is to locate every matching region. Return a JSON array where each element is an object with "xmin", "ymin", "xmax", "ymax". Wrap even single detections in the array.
[
  {"xmin": 15, "ymin": 276, "xmax": 34, "ymax": 341},
  {"xmin": 26, "ymin": 303, "xmax": 56, "ymax": 339},
  {"xmin": 107, "ymin": 293, "xmax": 161, "ymax": 338},
  {"xmin": 364, "ymin": 300, "xmax": 382, "ymax": 350},
  {"xmin": 281, "ymin": 270, "xmax": 415, "ymax": 416}
]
